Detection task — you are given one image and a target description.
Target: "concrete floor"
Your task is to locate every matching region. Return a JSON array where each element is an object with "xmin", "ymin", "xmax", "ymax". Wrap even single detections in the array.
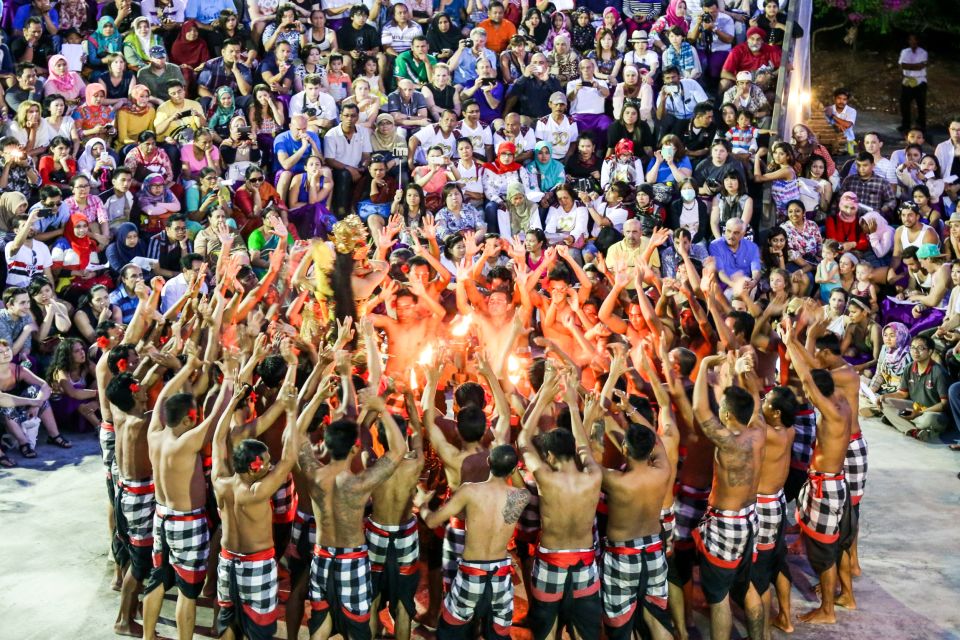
[{"xmin": 1, "ymin": 418, "xmax": 959, "ymax": 640}]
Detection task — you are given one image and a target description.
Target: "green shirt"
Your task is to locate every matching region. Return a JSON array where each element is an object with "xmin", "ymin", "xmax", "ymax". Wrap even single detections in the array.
[
  {"xmin": 394, "ymin": 51, "xmax": 438, "ymax": 84},
  {"xmin": 247, "ymin": 228, "xmax": 295, "ymax": 277}
]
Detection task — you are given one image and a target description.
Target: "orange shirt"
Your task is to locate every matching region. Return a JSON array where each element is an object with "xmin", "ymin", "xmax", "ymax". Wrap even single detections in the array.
[{"xmin": 477, "ymin": 18, "xmax": 517, "ymax": 54}]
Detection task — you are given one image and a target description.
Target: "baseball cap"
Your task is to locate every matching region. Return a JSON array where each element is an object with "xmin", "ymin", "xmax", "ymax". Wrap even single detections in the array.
[{"xmin": 549, "ymin": 91, "xmax": 567, "ymax": 105}]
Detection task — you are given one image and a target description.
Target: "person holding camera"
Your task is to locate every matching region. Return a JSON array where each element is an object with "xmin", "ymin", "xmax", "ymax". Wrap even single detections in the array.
[
  {"xmin": 154, "ymin": 79, "xmax": 206, "ymax": 145},
  {"xmin": 687, "ymin": 0, "xmax": 734, "ymax": 90},
  {"xmin": 0, "ymin": 137, "xmax": 42, "ymax": 202},
  {"xmin": 655, "ymin": 65, "xmax": 708, "ymax": 137},
  {"xmin": 566, "ymin": 59, "xmax": 612, "ymax": 153},
  {"xmin": 448, "ymin": 28, "xmax": 497, "ymax": 89},
  {"xmin": 694, "ymin": 139, "xmax": 747, "ymax": 197},
  {"xmin": 261, "ymin": 5, "xmax": 307, "ymax": 57},
  {"xmin": 506, "ymin": 53, "xmax": 561, "ymax": 125}
]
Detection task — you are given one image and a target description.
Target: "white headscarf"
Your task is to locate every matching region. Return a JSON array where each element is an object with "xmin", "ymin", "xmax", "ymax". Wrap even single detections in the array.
[
  {"xmin": 78, "ymin": 137, "xmax": 116, "ymax": 180},
  {"xmin": 859, "ymin": 208, "xmax": 893, "ymax": 258}
]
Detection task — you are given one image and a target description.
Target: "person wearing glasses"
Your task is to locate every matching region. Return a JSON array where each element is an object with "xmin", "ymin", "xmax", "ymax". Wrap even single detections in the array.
[
  {"xmin": 108, "ymin": 263, "xmax": 145, "ymax": 323},
  {"xmin": 878, "ymin": 334, "xmax": 950, "ymax": 441},
  {"xmin": 233, "ymin": 165, "xmax": 287, "ymax": 237}
]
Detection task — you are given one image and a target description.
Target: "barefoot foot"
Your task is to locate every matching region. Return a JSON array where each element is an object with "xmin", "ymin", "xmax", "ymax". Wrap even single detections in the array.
[
  {"xmin": 114, "ymin": 621, "xmax": 144, "ymax": 637},
  {"xmin": 772, "ymin": 610, "xmax": 795, "ymax": 633},
  {"xmin": 798, "ymin": 608, "xmax": 837, "ymax": 625},
  {"xmin": 835, "ymin": 593, "xmax": 857, "ymax": 609}
]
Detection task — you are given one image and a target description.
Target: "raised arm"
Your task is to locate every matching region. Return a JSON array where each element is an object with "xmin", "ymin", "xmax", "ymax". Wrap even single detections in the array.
[{"xmin": 478, "ymin": 354, "xmax": 511, "ymax": 445}]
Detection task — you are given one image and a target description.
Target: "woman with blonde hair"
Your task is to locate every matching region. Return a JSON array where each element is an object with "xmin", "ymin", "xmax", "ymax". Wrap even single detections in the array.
[
  {"xmin": 340, "ymin": 78, "xmax": 382, "ymax": 129},
  {"xmin": 9, "ymin": 100, "xmax": 55, "ymax": 159}
]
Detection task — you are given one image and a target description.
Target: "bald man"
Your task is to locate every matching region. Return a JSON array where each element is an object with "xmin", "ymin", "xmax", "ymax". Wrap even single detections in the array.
[{"xmin": 273, "ymin": 114, "xmax": 324, "ymax": 198}]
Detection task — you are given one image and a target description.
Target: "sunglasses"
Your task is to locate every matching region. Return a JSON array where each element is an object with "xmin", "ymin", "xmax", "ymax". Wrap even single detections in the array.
[{"xmin": 248, "ymin": 177, "xmax": 264, "ymax": 183}]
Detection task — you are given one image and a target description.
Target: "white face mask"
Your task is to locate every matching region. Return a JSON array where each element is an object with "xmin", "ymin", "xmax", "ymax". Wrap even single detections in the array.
[{"xmin": 681, "ymin": 188, "xmax": 696, "ymax": 202}]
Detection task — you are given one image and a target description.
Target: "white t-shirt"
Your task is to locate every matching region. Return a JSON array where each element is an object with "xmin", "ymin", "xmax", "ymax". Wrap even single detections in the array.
[
  {"xmin": 566, "ymin": 80, "xmax": 605, "ymax": 115},
  {"xmin": 4, "ymin": 241, "xmax": 52, "ymax": 288},
  {"xmin": 544, "ymin": 205, "xmax": 589, "ymax": 242},
  {"xmin": 455, "ymin": 121, "xmax": 493, "ymax": 156},
  {"xmin": 456, "ymin": 159, "xmax": 484, "ymax": 194},
  {"xmin": 414, "ymin": 125, "xmax": 460, "ymax": 159},
  {"xmin": 289, "ymin": 90, "xmax": 339, "ymax": 123},
  {"xmin": 898, "ymin": 46, "xmax": 927, "ymax": 84},
  {"xmin": 589, "ymin": 200, "xmax": 629, "ymax": 236},
  {"xmin": 535, "ymin": 114, "xmax": 579, "ymax": 159},
  {"xmin": 323, "ymin": 125, "xmax": 373, "ymax": 168}
]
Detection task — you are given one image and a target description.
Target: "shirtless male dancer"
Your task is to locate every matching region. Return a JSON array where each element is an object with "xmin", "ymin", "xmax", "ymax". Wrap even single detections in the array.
[
  {"xmin": 365, "ymin": 410, "xmax": 425, "ymax": 640},
  {"xmin": 297, "ymin": 394, "xmax": 409, "ymax": 640},
  {"xmin": 692, "ymin": 354, "xmax": 765, "ymax": 640},
  {"xmin": 414, "ymin": 444, "xmax": 531, "ymax": 640},
  {"xmin": 141, "ymin": 350, "xmax": 235, "ymax": 640},
  {"xmin": 518, "ymin": 369, "xmax": 603, "ymax": 640},
  {"xmin": 598, "ymin": 389, "xmax": 675, "ymax": 640},
  {"xmin": 106, "ymin": 370, "xmax": 155, "ymax": 637},
  {"xmin": 782, "ymin": 321, "xmax": 853, "ymax": 625},
  {"xmin": 212, "ymin": 379, "xmax": 301, "ymax": 640}
]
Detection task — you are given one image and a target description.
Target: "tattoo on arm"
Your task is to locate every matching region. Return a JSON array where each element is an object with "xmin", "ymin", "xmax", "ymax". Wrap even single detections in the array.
[
  {"xmin": 502, "ymin": 488, "xmax": 530, "ymax": 524},
  {"xmin": 701, "ymin": 416, "xmax": 756, "ymax": 488},
  {"xmin": 298, "ymin": 441, "xmax": 320, "ymax": 475},
  {"xmin": 352, "ymin": 455, "xmax": 399, "ymax": 493}
]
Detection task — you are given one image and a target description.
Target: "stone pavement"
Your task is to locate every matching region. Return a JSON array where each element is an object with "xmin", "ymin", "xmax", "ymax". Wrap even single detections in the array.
[{"xmin": 1, "ymin": 417, "xmax": 958, "ymax": 640}]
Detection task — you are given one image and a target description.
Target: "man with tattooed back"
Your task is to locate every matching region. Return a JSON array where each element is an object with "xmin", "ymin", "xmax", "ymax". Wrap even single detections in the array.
[
  {"xmin": 691, "ymin": 354, "xmax": 765, "ymax": 640},
  {"xmin": 414, "ymin": 444, "xmax": 531, "ymax": 640},
  {"xmin": 299, "ymin": 394, "xmax": 408, "ymax": 640}
]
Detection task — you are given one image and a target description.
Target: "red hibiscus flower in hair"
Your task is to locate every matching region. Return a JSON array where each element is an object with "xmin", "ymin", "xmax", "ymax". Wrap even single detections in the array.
[
  {"xmin": 248, "ymin": 455, "xmax": 264, "ymax": 472},
  {"xmin": 96, "ymin": 336, "xmax": 110, "ymax": 349}
]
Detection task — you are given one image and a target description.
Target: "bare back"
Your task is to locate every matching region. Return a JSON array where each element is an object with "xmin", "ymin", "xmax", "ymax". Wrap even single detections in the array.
[
  {"xmin": 215, "ymin": 476, "xmax": 276, "ymax": 554},
  {"xmin": 536, "ymin": 463, "xmax": 602, "ymax": 549},
  {"xmin": 757, "ymin": 424, "xmax": 794, "ymax": 495},
  {"xmin": 370, "ymin": 453, "xmax": 424, "ymax": 525},
  {"xmin": 706, "ymin": 418, "xmax": 766, "ymax": 512},
  {"xmin": 810, "ymin": 396, "xmax": 852, "ymax": 474},
  {"xmin": 115, "ymin": 412, "xmax": 151, "ymax": 481},
  {"xmin": 309, "ymin": 456, "xmax": 399, "ymax": 548},
  {"xmin": 603, "ymin": 453, "xmax": 672, "ymax": 542},
  {"xmin": 150, "ymin": 429, "xmax": 207, "ymax": 511},
  {"xmin": 460, "ymin": 480, "xmax": 531, "ymax": 562}
]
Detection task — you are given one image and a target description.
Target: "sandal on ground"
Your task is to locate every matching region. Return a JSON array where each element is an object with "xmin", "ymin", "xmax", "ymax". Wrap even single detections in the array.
[
  {"xmin": 914, "ymin": 429, "xmax": 934, "ymax": 443},
  {"xmin": 0, "ymin": 452, "xmax": 15, "ymax": 468},
  {"xmin": 19, "ymin": 444, "xmax": 37, "ymax": 458},
  {"xmin": 46, "ymin": 435, "xmax": 72, "ymax": 449}
]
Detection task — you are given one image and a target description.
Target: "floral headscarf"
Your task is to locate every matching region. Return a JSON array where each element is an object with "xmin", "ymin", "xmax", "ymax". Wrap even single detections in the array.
[{"xmin": 874, "ymin": 321, "xmax": 911, "ymax": 386}]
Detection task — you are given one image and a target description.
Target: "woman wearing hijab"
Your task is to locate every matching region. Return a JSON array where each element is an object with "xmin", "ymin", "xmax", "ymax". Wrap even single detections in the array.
[
  {"xmin": 0, "ymin": 192, "xmax": 29, "ymax": 234},
  {"xmin": 500, "ymin": 182, "xmax": 542, "ymax": 238},
  {"xmin": 73, "ymin": 84, "xmax": 116, "ymax": 143},
  {"xmin": 861, "ymin": 321, "xmax": 912, "ymax": 416},
  {"xmin": 115, "ymin": 85, "xmax": 156, "ymax": 151},
  {"xmin": 650, "ymin": 0, "xmax": 690, "ymax": 51},
  {"xmin": 43, "ymin": 55, "xmax": 86, "ymax": 110},
  {"xmin": 77, "ymin": 138, "xmax": 117, "ymax": 191},
  {"xmin": 122, "ymin": 17, "xmax": 163, "ymax": 71},
  {"xmin": 482, "ymin": 141, "xmax": 532, "ymax": 235},
  {"xmin": 859, "ymin": 209, "xmax": 894, "ymax": 265},
  {"xmin": 51, "ymin": 214, "xmax": 113, "ymax": 297},
  {"xmin": 425, "ymin": 13, "xmax": 461, "ymax": 61},
  {"xmin": 527, "ymin": 141, "xmax": 566, "ymax": 214},
  {"xmin": 105, "ymin": 221, "xmax": 149, "ymax": 275},
  {"xmin": 207, "ymin": 87, "xmax": 240, "ymax": 141},
  {"xmin": 137, "ymin": 173, "xmax": 183, "ymax": 234},
  {"xmin": 87, "ymin": 16, "xmax": 123, "ymax": 72},
  {"xmin": 169, "ymin": 19, "xmax": 210, "ymax": 90}
]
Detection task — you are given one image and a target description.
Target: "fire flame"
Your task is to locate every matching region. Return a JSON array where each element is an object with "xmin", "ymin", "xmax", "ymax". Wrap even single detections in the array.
[
  {"xmin": 409, "ymin": 368, "xmax": 418, "ymax": 390},
  {"xmin": 507, "ymin": 355, "xmax": 522, "ymax": 385},
  {"xmin": 418, "ymin": 344, "xmax": 435, "ymax": 366},
  {"xmin": 451, "ymin": 314, "xmax": 473, "ymax": 337}
]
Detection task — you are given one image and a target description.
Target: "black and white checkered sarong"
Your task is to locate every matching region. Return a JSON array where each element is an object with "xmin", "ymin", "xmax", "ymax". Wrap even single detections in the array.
[
  {"xmin": 309, "ymin": 545, "xmax": 372, "ymax": 621},
  {"xmin": 269, "ymin": 473, "xmax": 296, "ymax": 524},
  {"xmin": 216, "ymin": 548, "xmax": 279, "ymax": 635},
  {"xmin": 693, "ymin": 505, "xmax": 758, "ymax": 568},
  {"xmin": 796, "ymin": 470, "xmax": 847, "ymax": 544},
  {"xmin": 672, "ymin": 484, "xmax": 710, "ymax": 548},
  {"xmin": 755, "ymin": 491, "xmax": 785, "ymax": 552},
  {"xmin": 117, "ymin": 477, "xmax": 156, "ymax": 548},
  {"xmin": 149, "ymin": 504, "xmax": 209, "ymax": 595},
  {"xmin": 845, "ymin": 432, "xmax": 868, "ymax": 506},
  {"xmin": 442, "ymin": 518, "xmax": 466, "ymax": 587},
  {"xmin": 530, "ymin": 547, "xmax": 599, "ymax": 602},
  {"xmin": 791, "ymin": 406, "xmax": 817, "ymax": 469},
  {"xmin": 601, "ymin": 534, "xmax": 668, "ymax": 627},
  {"xmin": 442, "ymin": 558, "xmax": 514, "ymax": 636}
]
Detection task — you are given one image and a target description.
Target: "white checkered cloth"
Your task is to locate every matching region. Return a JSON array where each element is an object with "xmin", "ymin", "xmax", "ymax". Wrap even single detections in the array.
[
  {"xmin": 601, "ymin": 534, "xmax": 668, "ymax": 627},
  {"xmin": 216, "ymin": 548, "xmax": 279, "ymax": 628},
  {"xmin": 660, "ymin": 507, "xmax": 675, "ymax": 555},
  {"xmin": 845, "ymin": 432, "xmax": 868, "ymax": 506},
  {"xmin": 791, "ymin": 406, "xmax": 817, "ymax": 469},
  {"xmin": 441, "ymin": 519, "xmax": 466, "ymax": 587},
  {"xmin": 365, "ymin": 516, "xmax": 420, "ymax": 571},
  {"xmin": 693, "ymin": 505, "xmax": 758, "ymax": 568},
  {"xmin": 287, "ymin": 509, "xmax": 317, "ymax": 561},
  {"xmin": 151, "ymin": 504, "xmax": 209, "ymax": 585},
  {"xmin": 530, "ymin": 547, "xmax": 600, "ymax": 602},
  {"xmin": 117, "ymin": 477, "xmax": 156, "ymax": 547},
  {"xmin": 309, "ymin": 545, "xmax": 373, "ymax": 621},
  {"xmin": 672, "ymin": 484, "xmax": 710, "ymax": 546},
  {"xmin": 269, "ymin": 473, "xmax": 296, "ymax": 524},
  {"xmin": 796, "ymin": 470, "xmax": 847, "ymax": 544},
  {"xmin": 442, "ymin": 559, "xmax": 514, "ymax": 632},
  {"xmin": 98, "ymin": 422, "xmax": 117, "ymax": 480},
  {"xmin": 755, "ymin": 490, "xmax": 785, "ymax": 552}
]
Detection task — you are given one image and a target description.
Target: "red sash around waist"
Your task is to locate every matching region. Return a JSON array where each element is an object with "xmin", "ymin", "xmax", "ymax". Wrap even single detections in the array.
[
  {"xmin": 221, "ymin": 548, "xmax": 275, "ymax": 562},
  {"xmin": 536, "ymin": 548, "xmax": 595, "ymax": 568}
]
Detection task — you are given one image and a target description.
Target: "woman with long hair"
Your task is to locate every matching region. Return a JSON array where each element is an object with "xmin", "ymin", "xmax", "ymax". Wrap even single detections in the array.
[
  {"xmin": 28, "ymin": 276, "xmax": 74, "ymax": 370},
  {"xmin": 294, "ymin": 45, "xmax": 325, "ymax": 93},
  {"xmin": 0, "ymin": 338, "xmax": 71, "ymax": 465},
  {"xmin": 780, "ymin": 198, "xmax": 822, "ymax": 274},
  {"xmin": 262, "ymin": 4, "xmax": 307, "ymax": 57},
  {"xmin": 186, "ymin": 167, "xmax": 232, "ymax": 223},
  {"xmin": 801, "ymin": 154, "xmax": 834, "ymax": 214},
  {"xmin": 46, "ymin": 336, "xmax": 100, "ymax": 433},
  {"xmin": 565, "ymin": 136, "xmax": 603, "ymax": 192},
  {"xmin": 72, "ymin": 284, "xmax": 123, "ymax": 342},
  {"xmin": 287, "ymin": 155, "xmax": 336, "ymax": 239},
  {"xmin": 38, "ymin": 137, "xmax": 78, "ymax": 195},
  {"xmin": 607, "ymin": 102, "xmax": 651, "ymax": 161},
  {"xmin": 518, "ymin": 8, "xmax": 548, "ymax": 45},
  {"xmin": 792, "ymin": 123, "xmax": 837, "ymax": 179},
  {"xmin": 340, "ymin": 78, "xmax": 382, "ymax": 130},
  {"xmin": 43, "ymin": 94, "xmax": 81, "ymax": 155},
  {"xmin": 221, "ymin": 115, "xmax": 264, "ymax": 183},
  {"xmin": 754, "ymin": 141, "xmax": 801, "ymax": 221},
  {"xmin": 390, "ymin": 183, "xmax": 428, "ymax": 229},
  {"xmin": 588, "ymin": 28, "xmax": 623, "ymax": 86},
  {"xmin": 9, "ymin": 100, "xmax": 54, "ymax": 159},
  {"xmin": 248, "ymin": 84, "xmax": 286, "ymax": 150},
  {"xmin": 710, "ymin": 170, "xmax": 753, "ymax": 240},
  {"xmin": 122, "ymin": 17, "xmax": 163, "ymax": 71},
  {"xmin": 93, "ymin": 54, "xmax": 138, "ymax": 109},
  {"xmin": 544, "ymin": 184, "xmax": 589, "ymax": 254},
  {"xmin": 181, "ymin": 129, "xmax": 223, "ymax": 184}
]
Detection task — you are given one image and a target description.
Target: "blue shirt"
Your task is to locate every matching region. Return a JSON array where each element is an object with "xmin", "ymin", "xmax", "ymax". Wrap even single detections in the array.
[
  {"xmin": 452, "ymin": 47, "xmax": 497, "ymax": 86},
  {"xmin": 645, "ymin": 156, "xmax": 693, "ymax": 184},
  {"xmin": 272, "ymin": 130, "xmax": 323, "ymax": 174},
  {"xmin": 184, "ymin": 0, "xmax": 234, "ymax": 24},
  {"xmin": 709, "ymin": 237, "xmax": 762, "ymax": 280},
  {"xmin": 13, "ymin": 6, "xmax": 59, "ymax": 31},
  {"xmin": 108, "ymin": 286, "xmax": 140, "ymax": 324}
]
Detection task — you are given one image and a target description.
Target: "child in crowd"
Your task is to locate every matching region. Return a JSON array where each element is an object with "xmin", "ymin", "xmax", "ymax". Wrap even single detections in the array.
[{"xmin": 816, "ymin": 238, "xmax": 842, "ymax": 302}]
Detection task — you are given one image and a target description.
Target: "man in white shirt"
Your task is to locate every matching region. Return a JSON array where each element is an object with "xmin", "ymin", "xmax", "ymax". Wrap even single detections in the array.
[
  {"xmin": 898, "ymin": 33, "xmax": 927, "ymax": 134},
  {"xmin": 456, "ymin": 99, "xmax": 494, "ymax": 161},
  {"xmin": 935, "ymin": 119, "xmax": 960, "ymax": 201},
  {"xmin": 160, "ymin": 253, "xmax": 208, "ymax": 314},
  {"xmin": 410, "ymin": 109, "xmax": 460, "ymax": 166},
  {"xmin": 687, "ymin": 0, "xmax": 734, "ymax": 89},
  {"xmin": 567, "ymin": 59, "xmax": 612, "ymax": 151},
  {"xmin": 323, "ymin": 103, "xmax": 373, "ymax": 215},
  {"xmin": 4, "ymin": 210, "xmax": 53, "ymax": 288},
  {"xmin": 535, "ymin": 92, "xmax": 579, "ymax": 160},
  {"xmin": 493, "ymin": 112, "xmax": 537, "ymax": 164},
  {"xmin": 288, "ymin": 74, "xmax": 339, "ymax": 133}
]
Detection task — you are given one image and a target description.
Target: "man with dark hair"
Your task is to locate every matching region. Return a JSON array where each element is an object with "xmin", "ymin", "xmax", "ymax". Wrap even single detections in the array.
[
  {"xmin": 140, "ymin": 349, "xmax": 235, "ymax": 640},
  {"xmin": 369, "ymin": 284, "xmax": 445, "ymax": 382},
  {"xmin": 838, "ymin": 152, "xmax": 896, "ymax": 218},
  {"xmin": 197, "ymin": 39, "xmax": 253, "ymax": 102},
  {"xmin": 337, "ymin": 4, "xmax": 384, "ymax": 75},
  {"xmin": 782, "ymin": 322, "xmax": 853, "ymax": 626},
  {"xmin": 517, "ymin": 368, "xmax": 603, "ymax": 640},
  {"xmin": 325, "ymin": 103, "xmax": 373, "ymax": 215},
  {"xmin": 296, "ymin": 393, "xmax": 408, "ymax": 640},
  {"xmin": 159, "ymin": 253, "xmax": 207, "ymax": 313},
  {"xmin": 692, "ymin": 353, "xmax": 765, "ymax": 640},
  {"xmin": 414, "ymin": 442, "xmax": 530, "ymax": 640},
  {"xmin": 681, "ymin": 102, "xmax": 717, "ymax": 159},
  {"xmin": 879, "ymin": 334, "xmax": 949, "ymax": 439},
  {"xmin": 477, "ymin": 1, "xmax": 517, "ymax": 54},
  {"xmin": 105, "ymin": 370, "xmax": 154, "ymax": 637},
  {"xmin": 135, "ymin": 48, "xmax": 185, "ymax": 102},
  {"xmin": 0, "ymin": 286, "xmax": 36, "ymax": 359},
  {"xmin": 4, "ymin": 63, "xmax": 42, "ymax": 112},
  {"xmin": 211, "ymin": 370, "xmax": 301, "ymax": 640},
  {"xmin": 147, "ymin": 214, "xmax": 191, "ymax": 279}
]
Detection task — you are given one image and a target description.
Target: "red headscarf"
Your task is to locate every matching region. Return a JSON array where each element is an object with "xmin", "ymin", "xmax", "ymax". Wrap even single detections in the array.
[
  {"xmin": 64, "ymin": 214, "xmax": 97, "ymax": 270},
  {"xmin": 170, "ymin": 20, "xmax": 210, "ymax": 67},
  {"xmin": 483, "ymin": 142, "xmax": 522, "ymax": 175}
]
